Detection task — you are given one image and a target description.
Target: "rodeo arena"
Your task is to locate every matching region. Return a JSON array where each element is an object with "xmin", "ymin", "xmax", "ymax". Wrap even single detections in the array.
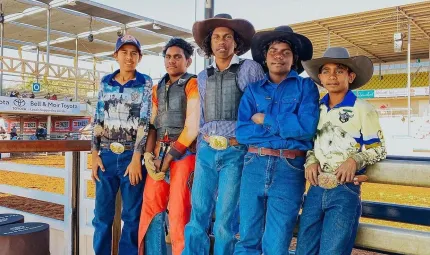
[{"xmin": 0, "ymin": 0, "xmax": 429, "ymax": 255}]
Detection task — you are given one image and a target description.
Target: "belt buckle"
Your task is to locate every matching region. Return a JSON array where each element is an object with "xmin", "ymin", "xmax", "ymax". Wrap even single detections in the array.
[
  {"xmin": 208, "ymin": 135, "xmax": 228, "ymax": 150},
  {"xmin": 109, "ymin": 142, "xmax": 125, "ymax": 155},
  {"xmin": 318, "ymin": 172, "xmax": 339, "ymax": 189},
  {"xmin": 258, "ymin": 148, "xmax": 263, "ymax": 156}
]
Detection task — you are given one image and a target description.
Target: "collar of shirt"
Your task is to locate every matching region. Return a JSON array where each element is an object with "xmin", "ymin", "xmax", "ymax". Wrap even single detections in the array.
[
  {"xmin": 102, "ymin": 69, "xmax": 146, "ymax": 87},
  {"xmin": 159, "ymin": 72, "xmax": 190, "ymax": 86},
  {"xmin": 259, "ymin": 70, "xmax": 300, "ymax": 87},
  {"xmin": 320, "ymin": 90, "xmax": 357, "ymax": 109},
  {"xmin": 211, "ymin": 54, "xmax": 240, "ymax": 70}
]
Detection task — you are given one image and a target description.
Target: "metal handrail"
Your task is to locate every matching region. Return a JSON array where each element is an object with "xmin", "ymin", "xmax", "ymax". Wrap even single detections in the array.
[
  {"xmin": 1, "ymin": 141, "xmax": 429, "ymax": 254},
  {"xmin": 0, "ymin": 141, "xmax": 89, "ymax": 255}
]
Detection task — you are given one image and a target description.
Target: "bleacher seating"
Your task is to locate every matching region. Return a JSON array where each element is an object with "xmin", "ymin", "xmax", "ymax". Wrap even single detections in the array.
[{"xmin": 360, "ymin": 72, "xmax": 429, "ymax": 90}]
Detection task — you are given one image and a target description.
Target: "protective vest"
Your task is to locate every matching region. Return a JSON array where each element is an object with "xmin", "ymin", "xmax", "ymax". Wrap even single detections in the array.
[
  {"xmin": 204, "ymin": 60, "xmax": 245, "ymax": 123},
  {"xmin": 154, "ymin": 72, "xmax": 196, "ymax": 141}
]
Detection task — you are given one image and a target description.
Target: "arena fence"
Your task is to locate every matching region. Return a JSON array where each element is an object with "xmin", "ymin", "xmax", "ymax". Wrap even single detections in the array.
[{"xmin": 0, "ymin": 141, "xmax": 429, "ymax": 255}]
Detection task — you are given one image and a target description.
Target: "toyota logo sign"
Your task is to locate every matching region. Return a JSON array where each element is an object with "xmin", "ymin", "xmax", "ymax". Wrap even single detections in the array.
[{"xmin": 13, "ymin": 99, "xmax": 26, "ymax": 107}]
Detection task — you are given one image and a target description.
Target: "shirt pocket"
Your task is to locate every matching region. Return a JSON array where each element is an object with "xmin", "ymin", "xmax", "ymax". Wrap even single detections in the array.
[
  {"xmin": 280, "ymin": 97, "xmax": 299, "ymax": 114},
  {"xmin": 256, "ymin": 99, "xmax": 271, "ymax": 114}
]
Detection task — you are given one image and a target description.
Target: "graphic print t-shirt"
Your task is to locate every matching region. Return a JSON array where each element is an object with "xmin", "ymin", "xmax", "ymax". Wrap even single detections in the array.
[{"xmin": 91, "ymin": 70, "xmax": 152, "ymax": 153}]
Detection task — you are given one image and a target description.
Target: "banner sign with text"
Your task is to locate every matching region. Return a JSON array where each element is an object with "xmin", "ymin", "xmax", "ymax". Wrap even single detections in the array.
[{"xmin": 0, "ymin": 96, "xmax": 80, "ymax": 115}]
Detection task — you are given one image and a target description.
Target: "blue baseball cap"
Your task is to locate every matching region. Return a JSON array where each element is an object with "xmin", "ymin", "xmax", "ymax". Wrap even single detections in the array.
[{"xmin": 115, "ymin": 34, "xmax": 142, "ymax": 55}]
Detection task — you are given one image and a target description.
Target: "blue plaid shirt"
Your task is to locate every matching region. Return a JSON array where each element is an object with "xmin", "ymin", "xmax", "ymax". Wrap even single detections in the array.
[{"xmin": 198, "ymin": 56, "xmax": 265, "ymax": 138}]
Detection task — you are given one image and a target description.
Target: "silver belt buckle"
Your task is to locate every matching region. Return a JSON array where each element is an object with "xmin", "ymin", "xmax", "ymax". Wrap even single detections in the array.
[
  {"xmin": 109, "ymin": 142, "xmax": 125, "ymax": 155},
  {"xmin": 318, "ymin": 172, "xmax": 339, "ymax": 189}
]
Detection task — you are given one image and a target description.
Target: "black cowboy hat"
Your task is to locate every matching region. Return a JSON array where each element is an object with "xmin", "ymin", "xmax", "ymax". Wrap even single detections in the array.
[
  {"xmin": 251, "ymin": 26, "xmax": 313, "ymax": 74},
  {"xmin": 302, "ymin": 47, "xmax": 374, "ymax": 90},
  {"xmin": 192, "ymin": 13, "xmax": 255, "ymax": 56}
]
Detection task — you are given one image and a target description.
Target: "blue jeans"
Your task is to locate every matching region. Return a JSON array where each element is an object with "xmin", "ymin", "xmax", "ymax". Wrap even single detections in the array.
[
  {"xmin": 234, "ymin": 153, "xmax": 306, "ymax": 255},
  {"xmin": 296, "ymin": 184, "xmax": 362, "ymax": 255},
  {"xmin": 182, "ymin": 140, "xmax": 246, "ymax": 255},
  {"xmin": 92, "ymin": 149, "xmax": 146, "ymax": 255},
  {"xmin": 145, "ymin": 212, "xmax": 168, "ymax": 255}
]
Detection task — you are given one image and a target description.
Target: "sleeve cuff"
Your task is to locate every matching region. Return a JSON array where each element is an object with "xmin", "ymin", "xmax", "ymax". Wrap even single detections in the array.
[
  {"xmin": 351, "ymin": 154, "xmax": 366, "ymax": 171},
  {"xmin": 168, "ymin": 141, "xmax": 188, "ymax": 159},
  {"xmin": 134, "ymin": 145, "xmax": 144, "ymax": 154},
  {"xmin": 263, "ymin": 114, "xmax": 279, "ymax": 135},
  {"xmin": 304, "ymin": 158, "xmax": 319, "ymax": 169}
]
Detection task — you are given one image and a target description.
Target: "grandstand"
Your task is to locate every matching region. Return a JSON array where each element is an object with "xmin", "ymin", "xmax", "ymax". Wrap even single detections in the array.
[
  {"xmin": 266, "ymin": 1, "xmax": 430, "ymax": 118},
  {"xmin": 362, "ymin": 71, "xmax": 429, "ymax": 90}
]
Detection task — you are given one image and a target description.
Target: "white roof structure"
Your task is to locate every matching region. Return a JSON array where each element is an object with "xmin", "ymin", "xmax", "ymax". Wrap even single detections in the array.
[{"xmin": 1, "ymin": 0, "xmax": 193, "ymax": 60}]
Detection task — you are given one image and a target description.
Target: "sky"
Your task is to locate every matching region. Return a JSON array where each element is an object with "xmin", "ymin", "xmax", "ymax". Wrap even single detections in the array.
[{"xmin": 97, "ymin": 0, "xmax": 425, "ymax": 30}]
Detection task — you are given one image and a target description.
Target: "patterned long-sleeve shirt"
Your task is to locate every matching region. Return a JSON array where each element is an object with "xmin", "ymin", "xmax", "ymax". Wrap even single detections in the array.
[
  {"xmin": 91, "ymin": 70, "xmax": 153, "ymax": 153},
  {"xmin": 305, "ymin": 90, "xmax": 387, "ymax": 174},
  {"xmin": 198, "ymin": 55, "xmax": 265, "ymax": 138}
]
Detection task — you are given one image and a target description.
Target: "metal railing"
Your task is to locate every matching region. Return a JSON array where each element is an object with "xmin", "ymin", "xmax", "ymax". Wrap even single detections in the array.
[
  {"xmin": 0, "ymin": 141, "xmax": 429, "ymax": 254},
  {"xmin": 0, "ymin": 140, "xmax": 123, "ymax": 255}
]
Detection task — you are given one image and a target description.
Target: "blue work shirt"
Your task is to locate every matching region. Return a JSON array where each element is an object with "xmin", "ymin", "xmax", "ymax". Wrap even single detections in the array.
[{"xmin": 236, "ymin": 70, "xmax": 320, "ymax": 150}]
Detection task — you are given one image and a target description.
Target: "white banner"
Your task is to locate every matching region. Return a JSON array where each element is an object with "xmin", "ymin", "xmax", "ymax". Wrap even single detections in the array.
[
  {"xmin": 374, "ymin": 87, "xmax": 430, "ymax": 98},
  {"xmin": 0, "ymin": 96, "xmax": 80, "ymax": 115}
]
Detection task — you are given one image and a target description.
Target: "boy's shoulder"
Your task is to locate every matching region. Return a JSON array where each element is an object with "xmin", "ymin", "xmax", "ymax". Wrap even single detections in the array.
[
  {"xmin": 246, "ymin": 78, "xmax": 266, "ymax": 91},
  {"xmin": 354, "ymin": 98, "xmax": 376, "ymax": 113},
  {"xmin": 135, "ymin": 71, "xmax": 152, "ymax": 84}
]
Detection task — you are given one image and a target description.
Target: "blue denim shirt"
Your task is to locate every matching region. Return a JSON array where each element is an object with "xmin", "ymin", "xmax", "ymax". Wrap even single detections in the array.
[{"xmin": 236, "ymin": 70, "xmax": 320, "ymax": 150}]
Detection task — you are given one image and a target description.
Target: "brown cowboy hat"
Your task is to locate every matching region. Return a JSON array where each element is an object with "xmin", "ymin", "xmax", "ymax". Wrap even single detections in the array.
[
  {"xmin": 251, "ymin": 26, "xmax": 313, "ymax": 74},
  {"xmin": 192, "ymin": 13, "xmax": 255, "ymax": 56},
  {"xmin": 302, "ymin": 47, "xmax": 374, "ymax": 90}
]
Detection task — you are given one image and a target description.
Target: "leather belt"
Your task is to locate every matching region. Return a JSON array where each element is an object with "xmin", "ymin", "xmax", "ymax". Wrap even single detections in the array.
[{"xmin": 248, "ymin": 147, "xmax": 306, "ymax": 159}]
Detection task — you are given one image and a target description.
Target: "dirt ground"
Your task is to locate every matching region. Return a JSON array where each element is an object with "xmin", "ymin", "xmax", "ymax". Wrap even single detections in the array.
[{"xmin": 0, "ymin": 154, "xmax": 429, "ymax": 254}]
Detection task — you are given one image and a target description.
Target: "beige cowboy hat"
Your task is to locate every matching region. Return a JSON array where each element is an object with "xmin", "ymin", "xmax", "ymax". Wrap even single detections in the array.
[
  {"xmin": 302, "ymin": 47, "xmax": 374, "ymax": 90},
  {"xmin": 192, "ymin": 13, "xmax": 255, "ymax": 56}
]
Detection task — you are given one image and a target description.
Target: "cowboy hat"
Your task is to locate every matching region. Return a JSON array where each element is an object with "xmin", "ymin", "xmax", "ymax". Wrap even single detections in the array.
[
  {"xmin": 192, "ymin": 13, "xmax": 255, "ymax": 56},
  {"xmin": 302, "ymin": 47, "xmax": 374, "ymax": 90},
  {"xmin": 251, "ymin": 26, "xmax": 313, "ymax": 74}
]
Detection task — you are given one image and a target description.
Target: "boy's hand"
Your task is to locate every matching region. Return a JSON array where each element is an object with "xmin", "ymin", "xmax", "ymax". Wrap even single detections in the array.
[
  {"xmin": 91, "ymin": 151, "xmax": 105, "ymax": 182},
  {"xmin": 305, "ymin": 163, "xmax": 321, "ymax": 186},
  {"xmin": 334, "ymin": 158, "xmax": 357, "ymax": 184},
  {"xmin": 251, "ymin": 113, "xmax": 265, "ymax": 124},
  {"xmin": 353, "ymin": 175, "xmax": 368, "ymax": 185},
  {"xmin": 145, "ymin": 155, "xmax": 165, "ymax": 181},
  {"xmin": 160, "ymin": 154, "xmax": 173, "ymax": 173},
  {"xmin": 124, "ymin": 152, "xmax": 143, "ymax": 185}
]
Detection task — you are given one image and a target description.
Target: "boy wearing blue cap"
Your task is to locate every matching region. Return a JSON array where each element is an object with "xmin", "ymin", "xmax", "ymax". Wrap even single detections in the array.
[{"xmin": 91, "ymin": 34, "xmax": 152, "ymax": 255}]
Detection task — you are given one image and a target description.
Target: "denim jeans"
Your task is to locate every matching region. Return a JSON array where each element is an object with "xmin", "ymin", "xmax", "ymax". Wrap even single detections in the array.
[
  {"xmin": 145, "ymin": 212, "xmax": 168, "ymax": 255},
  {"xmin": 182, "ymin": 140, "xmax": 247, "ymax": 255},
  {"xmin": 234, "ymin": 153, "xmax": 306, "ymax": 255},
  {"xmin": 296, "ymin": 184, "xmax": 362, "ymax": 255},
  {"xmin": 92, "ymin": 149, "xmax": 145, "ymax": 255}
]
